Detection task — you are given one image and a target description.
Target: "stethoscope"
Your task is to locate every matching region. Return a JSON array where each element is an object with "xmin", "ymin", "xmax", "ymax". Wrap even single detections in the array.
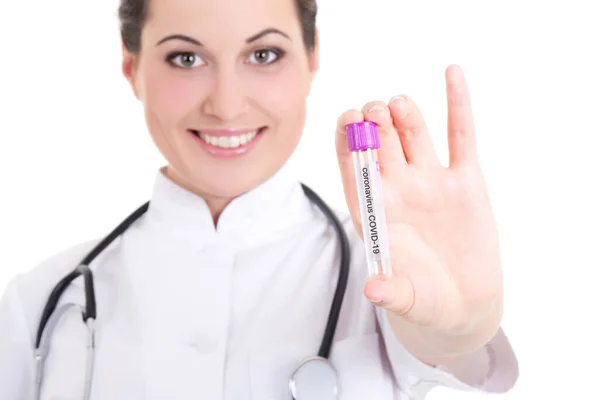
[{"xmin": 33, "ymin": 184, "xmax": 350, "ymax": 400}]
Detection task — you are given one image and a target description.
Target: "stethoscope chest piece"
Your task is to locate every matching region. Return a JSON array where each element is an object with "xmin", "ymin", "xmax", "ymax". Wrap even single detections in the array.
[{"xmin": 289, "ymin": 356, "xmax": 338, "ymax": 400}]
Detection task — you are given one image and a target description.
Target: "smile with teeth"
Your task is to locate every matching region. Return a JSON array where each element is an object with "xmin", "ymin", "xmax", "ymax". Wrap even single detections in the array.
[{"xmin": 192, "ymin": 128, "xmax": 264, "ymax": 149}]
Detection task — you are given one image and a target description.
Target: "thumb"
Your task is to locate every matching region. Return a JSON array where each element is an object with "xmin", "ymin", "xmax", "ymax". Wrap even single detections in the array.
[{"xmin": 363, "ymin": 273, "xmax": 415, "ymax": 316}]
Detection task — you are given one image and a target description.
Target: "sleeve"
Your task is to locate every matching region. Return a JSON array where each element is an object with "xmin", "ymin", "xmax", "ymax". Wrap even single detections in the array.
[
  {"xmin": 375, "ymin": 307, "xmax": 519, "ymax": 397},
  {"xmin": 0, "ymin": 276, "xmax": 35, "ymax": 399}
]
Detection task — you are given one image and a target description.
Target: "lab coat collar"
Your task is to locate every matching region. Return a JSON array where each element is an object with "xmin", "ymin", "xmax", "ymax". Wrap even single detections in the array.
[{"xmin": 146, "ymin": 163, "xmax": 311, "ymax": 245}]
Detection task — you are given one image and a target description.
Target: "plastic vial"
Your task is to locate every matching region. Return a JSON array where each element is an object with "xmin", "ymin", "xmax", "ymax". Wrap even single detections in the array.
[{"xmin": 346, "ymin": 121, "xmax": 392, "ymax": 277}]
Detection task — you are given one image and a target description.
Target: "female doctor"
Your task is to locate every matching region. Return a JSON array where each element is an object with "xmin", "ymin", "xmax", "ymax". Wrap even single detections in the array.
[{"xmin": 0, "ymin": 0, "xmax": 519, "ymax": 399}]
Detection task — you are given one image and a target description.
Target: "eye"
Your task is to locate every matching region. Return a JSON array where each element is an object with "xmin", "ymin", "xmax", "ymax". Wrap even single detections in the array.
[
  {"xmin": 167, "ymin": 52, "xmax": 205, "ymax": 68},
  {"xmin": 247, "ymin": 49, "xmax": 281, "ymax": 65}
]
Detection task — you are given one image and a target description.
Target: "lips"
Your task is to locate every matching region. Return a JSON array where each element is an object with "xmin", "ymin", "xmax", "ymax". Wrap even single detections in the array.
[
  {"xmin": 189, "ymin": 127, "xmax": 266, "ymax": 149},
  {"xmin": 187, "ymin": 126, "xmax": 267, "ymax": 157}
]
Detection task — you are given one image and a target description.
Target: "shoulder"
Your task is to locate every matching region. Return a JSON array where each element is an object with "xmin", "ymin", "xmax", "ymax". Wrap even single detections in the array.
[
  {"xmin": 17, "ymin": 239, "xmax": 101, "ymax": 290},
  {"xmin": 2, "ymin": 239, "xmax": 102, "ymax": 343}
]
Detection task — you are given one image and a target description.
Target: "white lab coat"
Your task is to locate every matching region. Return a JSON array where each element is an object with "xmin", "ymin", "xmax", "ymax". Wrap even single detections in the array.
[{"xmin": 0, "ymin": 166, "xmax": 518, "ymax": 399}]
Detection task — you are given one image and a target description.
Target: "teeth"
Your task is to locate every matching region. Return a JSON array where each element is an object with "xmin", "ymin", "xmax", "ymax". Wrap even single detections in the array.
[{"xmin": 198, "ymin": 130, "xmax": 260, "ymax": 148}]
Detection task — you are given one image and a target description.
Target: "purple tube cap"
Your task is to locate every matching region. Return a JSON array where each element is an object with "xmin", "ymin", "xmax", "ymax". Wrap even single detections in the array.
[{"xmin": 346, "ymin": 121, "xmax": 380, "ymax": 151}]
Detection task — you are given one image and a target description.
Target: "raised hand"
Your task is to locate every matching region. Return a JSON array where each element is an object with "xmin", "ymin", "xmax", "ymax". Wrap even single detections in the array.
[{"xmin": 335, "ymin": 65, "xmax": 503, "ymax": 362}]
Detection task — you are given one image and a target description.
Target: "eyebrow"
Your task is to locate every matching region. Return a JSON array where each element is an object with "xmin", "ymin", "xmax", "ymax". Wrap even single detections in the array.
[
  {"xmin": 246, "ymin": 28, "xmax": 290, "ymax": 43},
  {"xmin": 155, "ymin": 28, "xmax": 290, "ymax": 47}
]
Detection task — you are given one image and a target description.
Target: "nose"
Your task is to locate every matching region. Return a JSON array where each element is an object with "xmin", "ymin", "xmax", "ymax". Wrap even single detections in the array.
[{"xmin": 201, "ymin": 67, "xmax": 249, "ymax": 122}]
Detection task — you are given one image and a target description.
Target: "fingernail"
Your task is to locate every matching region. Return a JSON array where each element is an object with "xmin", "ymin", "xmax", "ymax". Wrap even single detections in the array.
[
  {"xmin": 367, "ymin": 104, "xmax": 386, "ymax": 114},
  {"xmin": 390, "ymin": 95, "xmax": 408, "ymax": 119},
  {"xmin": 390, "ymin": 95, "xmax": 406, "ymax": 103}
]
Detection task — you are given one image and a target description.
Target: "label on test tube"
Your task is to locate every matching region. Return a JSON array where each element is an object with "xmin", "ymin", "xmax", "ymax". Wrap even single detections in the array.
[{"xmin": 356, "ymin": 159, "xmax": 390, "ymax": 263}]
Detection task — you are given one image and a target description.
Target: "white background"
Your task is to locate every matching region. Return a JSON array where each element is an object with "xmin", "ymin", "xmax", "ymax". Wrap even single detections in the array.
[{"xmin": 1, "ymin": 0, "xmax": 599, "ymax": 398}]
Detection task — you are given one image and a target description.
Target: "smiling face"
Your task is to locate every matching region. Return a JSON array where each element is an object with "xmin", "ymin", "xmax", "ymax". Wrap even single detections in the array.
[{"xmin": 122, "ymin": 0, "xmax": 319, "ymax": 205}]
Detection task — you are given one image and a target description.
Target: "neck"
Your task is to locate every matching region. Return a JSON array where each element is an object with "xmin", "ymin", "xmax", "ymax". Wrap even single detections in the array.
[{"xmin": 164, "ymin": 166, "xmax": 232, "ymax": 226}]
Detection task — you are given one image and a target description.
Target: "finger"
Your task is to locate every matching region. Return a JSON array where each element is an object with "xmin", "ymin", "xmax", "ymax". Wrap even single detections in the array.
[
  {"xmin": 363, "ymin": 273, "xmax": 415, "ymax": 315},
  {"xmin": 335, "ymin": 109, "xmax": 365, "ymax": 227},
  {"xmin": 335, "ymin": 108, "xmax": 364, "ymax": 168},
  {"xmin": 446, "ymin": 64, "xmax": 478, "ymax": 168},
  {"xmin": 388, "ymin": 95, "xmax": 440, "ymax": 167},
  {"xmin": 361, "ymin": 101, "xmax": 407, "ymax": 168}
]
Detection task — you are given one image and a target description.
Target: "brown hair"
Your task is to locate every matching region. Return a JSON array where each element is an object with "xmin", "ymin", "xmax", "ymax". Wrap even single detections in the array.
[{"xmin": 118, "ymin": 0, "xmax": 317, "ymax": 54}]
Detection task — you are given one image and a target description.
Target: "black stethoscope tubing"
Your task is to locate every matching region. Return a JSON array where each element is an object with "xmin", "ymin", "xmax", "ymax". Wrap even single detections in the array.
[{"xmin": 35, "ymin": 183, "xmax": 350, "ymax": 360}]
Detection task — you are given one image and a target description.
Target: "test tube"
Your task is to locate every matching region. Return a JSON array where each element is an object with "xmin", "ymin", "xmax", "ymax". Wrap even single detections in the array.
[{"xmin": 346, "ymin": 121, "xmax": 392, "ymax": 278}]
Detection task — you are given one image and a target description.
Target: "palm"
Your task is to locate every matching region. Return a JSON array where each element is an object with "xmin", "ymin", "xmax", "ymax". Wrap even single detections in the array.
[
  {"xmin": 336, "ymin": 65, "xmax": 503, "ymax": 333},
  {"xmin": 382, "ymin": 163, "xmax": 500, "ymax": 330}
]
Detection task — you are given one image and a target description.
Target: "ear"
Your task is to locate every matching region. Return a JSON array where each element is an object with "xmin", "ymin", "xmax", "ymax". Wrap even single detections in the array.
[
  {"xmin": 309, "ymin": 28, "xmax": 320, "ymax": 77},
  {"xmin": 304, "ymin": 29, "xmax": 319, "ymax": 97},
  {"xmin": 121, "ymin": 43, "xmax": 140, "ymax": 99}
]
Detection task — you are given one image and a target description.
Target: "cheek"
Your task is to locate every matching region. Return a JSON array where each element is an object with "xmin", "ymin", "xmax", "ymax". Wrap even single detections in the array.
[
  {"xmin": 140, "ymin": 65, "xmax": 207, "ymax": 126},
  {"xmin": 249, "ymin": 64, "xmax": 310, "ymax": 131}
]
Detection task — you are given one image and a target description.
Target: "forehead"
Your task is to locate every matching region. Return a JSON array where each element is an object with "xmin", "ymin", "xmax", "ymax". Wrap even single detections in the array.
[{"xmin": 145, "ymin": 0, "xmax": 301, "ymax": 41}]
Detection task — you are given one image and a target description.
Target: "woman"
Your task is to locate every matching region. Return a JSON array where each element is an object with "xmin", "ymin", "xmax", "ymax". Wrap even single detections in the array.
[{"xmin": 0, "ymin": 0, "xmax": 518, "ymax": 398}]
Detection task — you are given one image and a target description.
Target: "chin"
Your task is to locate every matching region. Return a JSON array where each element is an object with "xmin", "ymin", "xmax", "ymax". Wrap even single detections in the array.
[{"xmin": 180, "ymin": 164, "xmax": 280, "ymax": 200}]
